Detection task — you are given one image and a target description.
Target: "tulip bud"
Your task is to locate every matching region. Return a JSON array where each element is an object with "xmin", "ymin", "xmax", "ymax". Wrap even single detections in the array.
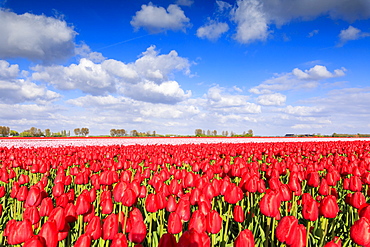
[
  {"xmin": 23, "ymin": 206, "xmax": 41, "ymax": 225},
  {"xmin": 234, "ymin": 229, "xmax": 255, "ymax": 247},
  {"xmin": 158, "ymin": 233, "xmax": 177, "ymax": 247},
  {"xmin": 275, "ymin": 216, "xmax": 299, "ymax": 245},
  {"xmin": 85, "ymin": 216, "xmax": 102, "ymax": 240},
  {"xmin": 260, "ymin": 190, "xmax": 281, "ymax": 218},
  {"xmin": 233, "ymin": 205, "xmax": 245, "ymax": 223},
  {"xmin": 23, "ymin": 235, "xmax": 46, "ymax": 247},
  {"xmin": 206, "ymin": 210, "xmax": 222, "ymax": 234},
  {"xmin": 7, "ymin": 219, "xmax": 33, "ymax": 245},
  {"xmin": 178, "ymin": 229, "xmax": 210, "ymax": 247},
  {"xmin": 189, "ymin": 210, "xmax": 206, "ymax": 233},
  {"xmin": 102, "ymin": 213, "xmax": 118, "ymax": 240},
  {"xmin": 168, "ymin": 212, "xmax": 182, "ymax": 234},
  {"xmin": 320, "ymin": 195, "xmax": 339, "ymax": 218},
  {"xmin": 350, "ymin": 217, "xmax": 370, "ymax": 246},
  {"xmin": 76, "ymin": 193, "xmax": 91, "ymax": 215},
  {"xmin": 111, "ymin": 233, "xmax": 128, "ymax": 247},
  {"xmin": 39, "ymin": 220, "xmax": 59, "ymax": 247},
  {"xmin": 74, "ymin": 234, "xmax": 92, "ymax": 247},
  {"xmin": 128, "ymin": 219, "xmax": 147, "ymax": 244}
]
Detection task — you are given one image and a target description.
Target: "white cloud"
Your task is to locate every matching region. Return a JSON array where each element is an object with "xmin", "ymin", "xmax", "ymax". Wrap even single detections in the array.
[
  {"xmin": 32, "ymin": 46, "xmax": 192, "ymax": 103},
  {"xmin": 0, "ymin": 60, "xmax": 19, "ymax": 79},
  {"xmin": 130, "ymin": 3, "xmax": 190, "ymax": 33},
  {"xmin": 280, "ymin": 105, "xmax": 323, "ymax": 116},
  {"xmin": 206, "ymin": 86, "xmax": 261, "ymax": 113},
  {"xmin": 250, "ymin": 65, "xmax": 346, "ymax": 94},
  {"xmin": 231, "ymin": 0, "xmax": 269, "ymax": 44},
  {"xmin": 257, "ymin": 93, "xmax": 286, "ymax": 106},
  {"xmin": 0, "ymin": 79, "xmax": 60, "ymax": 104},
  {"xmin": 308, "ymin": 29, "xmax": 319, "ymax": 37},
  {"xmin": 227, "ymin": 0, "xmax": 370, "ymax": 44},
  {"xmin": 75, "ymin": 43, "xmax": 106, "ymax": 63},
  {"xmin": 121, "ymin": 80, "xmax": 191, "ymax": 104},
  {"xmin": 291, "ymin": 124, "xmax": 324, "ymax": 129},
  {"xmin": 0, "ymin": 10, "xmax": 76, "ymax": 63},
  {"xmin": 216, "ymin": 1, "xmax": 232, "ymax": 12},
  {"xmin": 176, "ymin": 0, "xmax": 194, "ymax": 6},
  {"xmin": 196, "ymin": 20, "xmax": 229, "ymax": 41},
  {"xmin": 338, "ymin": 26, "xmax": 370, "ymax": 46}
]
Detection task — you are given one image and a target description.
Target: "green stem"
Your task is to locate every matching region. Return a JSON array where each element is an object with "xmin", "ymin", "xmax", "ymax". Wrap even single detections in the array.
[{"xmin": 264, "ymin": 217, "xmax": 271, "ymax": 247}]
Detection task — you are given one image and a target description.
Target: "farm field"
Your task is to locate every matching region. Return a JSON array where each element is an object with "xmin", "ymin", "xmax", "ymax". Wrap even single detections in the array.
[
  {"xmin": 0, "ymin": 136, "xmax": 369, "ymax": 148},
  {"xmin": 1, "ymin": 138, "xmax": 370, "ymax": 246}
]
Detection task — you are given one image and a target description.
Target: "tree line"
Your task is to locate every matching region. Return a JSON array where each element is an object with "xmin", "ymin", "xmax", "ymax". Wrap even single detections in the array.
[{"xmin": 194, "ymin": 129, "xmax": 254, "ymax": 137}]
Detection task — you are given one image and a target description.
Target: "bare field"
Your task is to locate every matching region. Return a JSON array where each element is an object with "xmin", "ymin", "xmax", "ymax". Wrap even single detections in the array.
[{"xmin": 0, "ymin": 137, "xmax": 369, "ymax": 148}]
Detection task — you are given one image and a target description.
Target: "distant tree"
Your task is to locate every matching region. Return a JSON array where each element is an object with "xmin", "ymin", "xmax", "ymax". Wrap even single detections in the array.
[
  {"xmin": 225, "ymin": 131, "xmax": 228, "ymax": 137},
  {"xmin": 0, "ymin": 126, "xmax": 10, "ymax": 137},
  {"xmin": 213, "ymin": 130, "xmax": 217, "ymax": 136},
  {"xmin": 81, "ymin": 128, "xmax": 89, "ymax": 136},
  {"xmin": 117, "ymin": 129, "xmax": 126, "ymax": 136},
  {"xmin": 110, "ymin": 129, "xmax": 117, "ymax": 137},
  {"xmin": 10, "ymin": 130, "xmax": 19, "ymax": 136},
  {"xmin": 45, "ymin": 129, "xmax": 51, "ymax": 137},
  {"xmin": 153, "ymin": 130, "xmax": 156, "ymax": 137},
  {"xmin": 206, "ymin": 129, "xmax": 211, "ymax": 136},
  {"xmin": 131, "ymin": 130, "xmax": 138, "ymax": 137},
  {"xmin": 195, "ymin": 129, "xmax": 203, "ymax": 136},
  {"xmin": 74, "ymin": 128, "xmax": 81, "ymax": 136},
  {"xmin": 247, "ymin": 129, "xmax": 253, "ymax": 136}
]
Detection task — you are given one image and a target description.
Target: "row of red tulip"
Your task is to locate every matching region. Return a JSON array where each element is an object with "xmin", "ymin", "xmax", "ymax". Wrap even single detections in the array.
[{"xmin": 0, "ymin": 141, "xmax": 370, "ymax": 246}]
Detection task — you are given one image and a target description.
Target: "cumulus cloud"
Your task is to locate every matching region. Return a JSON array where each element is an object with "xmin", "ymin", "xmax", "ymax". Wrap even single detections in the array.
[
  {"xmin": 0, "ymin": 10, "xmax": 76, "ymax": 63},
  {"xmin": 280, "ymin": 105, "xmax": 323, "ymax": 116},
  {"xmin": 338, "ymin": 26, "xmax": 370, "ymax": 46},
  {"xmin": 32, "ymin": 46, "xmax": 192, "ymax": 103},
  {"xmin": 257, "ymin": 93, "xmax": 286, "ymax": 106},
  {"xmin": 231, "ymin": 0, "xmax": 269, "ymax": 44},
  {"xmin": 0, "ymin": 60, "xmax": 19, "ymax": 79},
  {"xmin": 227, "ymin": 0, "xmax": 370, "ymax": 44},
  {"xmin": 250, "ymin": 65, "xmax": 346, "ymax": 94},
  {"xmin": 121, "ymin": 80, "xmax": 191, "ymax": 104},
  {"xmin": 206, "ymin": 86, "xmax": 261, "ymax": 113},
  {"xmin": 130, "ymin": 3, "xmax": 190, "ymax": 33},
  {"xmin": 176, "ymin": 0, "xmax": 194, "ymax": 6},
  {"xmin": 0, "ymin": 78, "xmax": 60, "ymax": 104},
  {"xmin": 196, "ymin": 20, "xmax": 229, "ymax": 41}
]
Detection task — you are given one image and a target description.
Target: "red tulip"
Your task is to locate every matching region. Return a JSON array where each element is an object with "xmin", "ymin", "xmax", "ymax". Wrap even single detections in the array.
[
  {"xmin": 233, "ymin": 205, "xmax": 245, "ymax": 223},
  {"xmin": 100, "ymin": 198, "xmax": 113, "ymax": 214},
  {"xmin": 260, "ymin": 190, "xmax": 281, "ymax": 218},
  {"xmin": 111, "ymin": 233, "xmax": 128, "ymax": 247},
  {"xmin": 290, "ymin": 224, "xmax": 307, "ymax": 247},
  {"xmin": 145, "ymin": 193, "xmax": 159, "ymax": 213},
  {"xmin": 224, "ymin": 184, "xmax": 243, "ymax": 204},
  {"xmin": 7, "ymin": 219, "xmax": 33, "ymax": 245},
  {"xmin": 166, "ymin": 195, "xmax": 177, "ymax": 212},
  {"xmin": 320, "ymin": 195, "xmax": 339, "ymax": 218},
  {"xmin": 307, "ymin": 171, "xmax": 320, "ymax": 187},
  {"xmin": 178, "ymin": 229, "xmax": 210, "ymax": 247},
  {"xmin": 74, "ymin": 234, "xmax": 92, "ymax": 247},
  {"xmin": 302, "ymin": 197, "xmax": 319, "ymax": 221},
  {"xmin": 188, "ymin": 210, "xmax": 206, "ymax": 233},
  {"xmin": 48, "ymin": 207, "xmax": 66, "ymax": 231},
  {"xmin": 102, "ymin": 213, "xmax": 119, "ymax": 240},
  {"xmin": 234, "ymin": 229, "xmax": 255, "ymax": 247},
  {"xmin": 17, "ymin": 186, "xmax": 28, "ymax": 201},
  {"xmin": 65, "ymin": 203, "xmax": 78, "ymax": 223},
  {"xmin": 23, "ymin": 235, "xmax": 46, "ymax": 247},
  {"xmin": 25, "ymin": 185, "xmax": 42, "ymax": 207},
  {"xmin": 85, "ymin": 216, "xmax": 102, "ymax": 240},
  {"xmin": 52, "ymin": 182, "xmax": 64, "ymax": 198},
  {"xmin": 76, "ymin": 193, "xmax": 91, "ymax": 215},
  {"xmin": 39, "ymin": 197, "xmax": 54, "ymax": 217},
  {"xmin": 122, "ymin": 188, "xmax": 137, "ymax": 207},
  {"xmin": 39, "ymin": 220, "xmax": 58, "ymax": 247},
  {"xmin": 168, "ymin": 212, "xmax": 182, "ymax": 234},
  {"xmin": 349, "ymin": 176, "xmax": 363, "ymax": 192},
  {"xmin": 275, "ymin": 216, "xmax": 298, "ymax": 245},
  {"xmin": 158, "ymin": 233, "xmax": 177, "ymax": 247},
  {"xmin": 176, "ymin": 197, "xmax": 191, "ymax": 222},
  {"xmin": 128, "ymin": 219, "xmax": 147, "ymax": 244},
  {"xmin": 324, "ymin": 237, "xmax": 342, "ymax": 247},
  {"xmin": 350, "ymin": 191, "xmax": 366, "ymax": 209},
  {"xmin": 206, "ymin": 210, "xmax": 222, "ymax": 234},
  {"xmin": 318, "ymin": 178, "xmax": 329, "ymax": 196},
  {"xmin": 350, "ymin": 217, "xmax": 370, "ymax": 246},
  {"xmin": 23, "ymin": 206, "xmax": 41, "ymax": 225}
]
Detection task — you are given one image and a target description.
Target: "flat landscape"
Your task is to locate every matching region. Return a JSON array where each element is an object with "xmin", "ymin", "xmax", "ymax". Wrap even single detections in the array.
[{"xmin": 1, "ymin": 137, "xmax": 369, "ymax": 148}]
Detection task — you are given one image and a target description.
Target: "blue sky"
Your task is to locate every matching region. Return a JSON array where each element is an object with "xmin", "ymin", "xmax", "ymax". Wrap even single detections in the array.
[{"xmin": 1, "ymin": 0, "xmax": 370, "ymax": 136}]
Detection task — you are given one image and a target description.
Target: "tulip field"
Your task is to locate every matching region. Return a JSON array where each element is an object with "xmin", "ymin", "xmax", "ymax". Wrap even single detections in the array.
[{"xmin": 1, "ymin": 138, "xmax": 370, "ymax": 246}]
